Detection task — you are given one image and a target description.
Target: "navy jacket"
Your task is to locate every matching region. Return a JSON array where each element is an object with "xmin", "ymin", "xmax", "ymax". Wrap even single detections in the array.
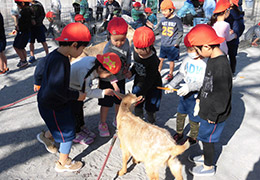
[{"xmin": 37, "ymin": 49, "xmax": 79, "ymax": 110}]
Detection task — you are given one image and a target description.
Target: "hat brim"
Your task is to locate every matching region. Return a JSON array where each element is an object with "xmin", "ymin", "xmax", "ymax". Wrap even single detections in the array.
[{"xmin": 193, "ymin": 37, "xmax": 225, "ymax": 46}]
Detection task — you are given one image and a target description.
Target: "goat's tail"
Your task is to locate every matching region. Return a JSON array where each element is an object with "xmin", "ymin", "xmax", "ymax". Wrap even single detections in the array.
[{"xmin": 171, "ymin": 140, "xmax": 190, "ymax": 156}]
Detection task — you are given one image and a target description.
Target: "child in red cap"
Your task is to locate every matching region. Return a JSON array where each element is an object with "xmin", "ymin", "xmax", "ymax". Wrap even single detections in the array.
[
  {"xmin": 209, "ymin": 0, "xmax": 237, "ymax": 54},
  {"xmin": 36, "ymin": 23, "xmax": 91, "ymax": 172},
  {"xmin": 187, "ymin": 24, "xmax": 232, "ymax": 176},
  {"xmin": 145, "ymin": 7, "xmax": 157, "ymax": 26},
  {"xmin": 149, "ymin": 0, "xmax": 183, "ymax": 83},
  {"xmin": 131, "ymin": 2, "xmax": 145, "ymax": 29},
  {"xmin": 45, "ymin": 11, "xmax": 65, "ymax": 40},
  {"xmin": 165, "ymin": 31, "xmax": 208, "ymax": 146},
  {"xmin": 74, "ymin": 14, "xmax": 85, "ymax": 23},
  {"xmin": 69, "ymin": 52, "xmax": 121, "ymax": 145},
  {"xmin": 98, "ymin": 17, "xmax": 131, "ymax": 137},
  {"xmin": 126, "ymin": 26, "xmax": 162, "ymax": 123}
]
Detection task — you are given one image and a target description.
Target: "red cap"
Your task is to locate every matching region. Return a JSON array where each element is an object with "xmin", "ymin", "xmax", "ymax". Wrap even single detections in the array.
[
  {"xmin": 55, "ymin": 23, "xmax": 91, "ymax": 42},
  {"xmin": 231, "ymin": 0, "xmax": 239, "ymax": 7},
  {"xmin": 160, "ymin": 0, "xmax": 176, "ymax": 10},
  {"xmin": 15, "ymin": 0, "xmax": 32, "ymax": 1},
  {"xmin": 198, "ymin": 0, "xmax": 204, "ymax": 2},
  {"xmin": 184, "ymin": 33, "xmax": 192, "ymax": 47},
  {"xmin": 133, "ymin": 2, "xmax": 141, "ymax": 7},
  {"xmin": 133, "ymin": 26, "xmax": 155, "ymax": 48},
  {"xmin": 97, "ymin": 52, "xmax": 122, "ymax": 74},
  {"xmin": 144, "ymin": 7, "xmax": 153, "ymax": 13},
  {"xmin": 74, "ymin": 14, "xmax": 84, "ymax": 22},
  {"xmin": 46, "ymin": 11, "xmax": 55, "ymax": 18},
  {"xmin": 107, "ymin": 17, "xmax": 128, "ymax": 35},
  {"xmin": 213, "ymin": 0, "xmax": 230, "ymax": 14},
  {"xmin": 188, "ymin": 24, "xmax": 225, "ymax": 46},
  {"xmin": 104, "ymin": 0, "xmax": 108, "ymax": 5},
  {"xmin": 258, "ymin": 22, "xmax": 260, "ymax": 26}
]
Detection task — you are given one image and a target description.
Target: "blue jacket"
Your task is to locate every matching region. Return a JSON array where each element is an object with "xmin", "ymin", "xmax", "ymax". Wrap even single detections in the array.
[
  {"xmin": 177, "ymin": 0, "xmax": 197, "ymax": 18},
  {"xmin": 225, "ymin": 9, "xmax": 245, "ymax": 45}
]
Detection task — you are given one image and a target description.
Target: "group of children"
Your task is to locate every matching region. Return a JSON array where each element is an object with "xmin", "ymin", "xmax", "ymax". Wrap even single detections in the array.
[{"xmin": 32, "ymin": 0, "xmax": 236, "ymax": 177}]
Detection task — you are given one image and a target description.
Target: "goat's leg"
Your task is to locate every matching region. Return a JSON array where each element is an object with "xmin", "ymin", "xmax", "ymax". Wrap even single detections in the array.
[
  {"xmin": 118, "ymin": 146, "xmax": 130, "ymax": 176},
  {"xmin": 145, "ymin": 164, "xmax": 159, "ymax": 180},
  {"xmin": 168, "ymin": 157, "xmax": 183, "ymax": 180}
]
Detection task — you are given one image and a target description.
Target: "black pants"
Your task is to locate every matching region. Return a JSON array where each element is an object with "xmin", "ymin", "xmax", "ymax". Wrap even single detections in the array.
[
  {"xmin": 71, "ymin": 100, "xmax": 85, "ymax": 133},
  {"xmin": 202, "ymin": 142, "xmax": 215, "ymax": 166}
]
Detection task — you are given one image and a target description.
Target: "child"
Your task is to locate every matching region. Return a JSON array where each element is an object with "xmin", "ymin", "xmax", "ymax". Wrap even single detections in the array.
[
  {"xmin": 51, "ymin": 0, "xmax": 61, "ymax": 21},
  {"xmin": 225, "ymin": 0, "xmax": 245, "ymax": 76},
  {"xmin": 29, "ymin": 0, "xmax": 49, "ymax": 63},
  {"xmin": 131, "ymin": 2, "xmax": 145, "ymax": 29},
  {"xmin": 104, "ymin": 0, "xmax": 121, "ymax": 21},
  {"xmin": 126, "ymin": 26, "xmax": 162, "ymax": 123},
  {"xmin": 165, "ymin": 33, "xmax": 207, "ymax": 145},
  {"xmin": 0, "ymin": 12, "xmax": 8, "ymax": 75},
  {"xmin": 80, "ymin": 0, "xmax": 90, "ymax": 22},
  {"xmin": 142, "ymin": 0, "xmax": 158, "ymax": 16},
  {"xmin": 70, "ymin": 52, "xmax": 121, "ymax": 144},
  {"xmin": 74, "ymin": 14, "xmax": 85, "ymax": 23},
  {"xmin": 45, "ymin": 11, "xmax": 65, "ymax": 39},
  {"xmin": 98, "ymin": 17, "xmax": 131, "ymax": 137},
  {"xmin": 203, "ymin": 0, "xmax": 216, "ymax": 20},
  {"xmin": 177, "ymin": 0, "xmax": 197, "ymax": 26},
  {"xmin": 36, "ymin": 23, "xmax": 90, "ymax": 172},
  {"xmin": 145, "ymin": 7, "xmax": 157, "ymax": 26},
  {"xmin": 154, "ymin": 0, "xmax": 183, "ymax": 82},
  {"xmin": 209, "ymin": 0, "xmax": 236, "ymax": 55},
  {"xmin": 244, "ymin": 22, "xmax": 260, "ymax": 46},
  {"xmin": 13, "ymin": 0, "xmax": 32, "ymax": 68},
  {"xmin": 96, "ymin": 0, "xmax": 105, "ymax": 21},
  {"xmin": 187, "ymin": 24, "xmax": 232, "ymax": 176}
]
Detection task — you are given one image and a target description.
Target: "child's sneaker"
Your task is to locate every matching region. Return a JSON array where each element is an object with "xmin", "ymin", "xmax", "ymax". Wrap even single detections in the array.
[
  {"xmin": 189, "ymin": 165, "xmax": 215, "ymax": 176},
  {"xmin": 165, "ymin": 74, "xmax": 173, "ymax": 82},
  {"xmin": 81, "ymin": 126, "xmax": 96, "ymax": 138},
  {"xmin": 73, "ymin": 131, "xmax": 94, "ymax": 145},
  {"xmin": 98, "ymin": 122, "xmax": 110, "ymax": 137},
  {"xmin": 28, "ymin": 56, "xmax": 36, "ymax": 63},
  {"xmin": 112, "ymin": 118, "xmax": 117, "ymax": 128},
  {"xmin": 188, "ymin": 155, "xmax": 204, "ymax": 165},
  {"xmin": 37, "ymin": 131, "xmax": 58, "ymax": 154},
  {"xmin": 55, "ymin": 158, "xmax": 83, "ymax": 172},
  {"xmin": 17, "ymin": 60, "xmax": 28, "ymax": 68}
]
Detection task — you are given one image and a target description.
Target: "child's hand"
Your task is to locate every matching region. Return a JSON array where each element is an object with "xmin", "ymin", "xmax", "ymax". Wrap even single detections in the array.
[
  {"xmin": 146, "ymin": 20, "xmax": 153, "ymax": 29},
  {"xmin": 177, "ymin": 84, "xmax": 189, "ymax": 96},
  {"xmin": 34, "ymin": 85, "xmax": 41, "ymax": 92},
  {"xmin": 78, "ymin": 92, "xmax": 86, "ymax": 101},
  {"xmin": 207, "ymin": 119, "xmax": 215, "ymax": 124},
  {"xmin": 104, "ymin": 88, "xmax": 114, "ymax": 96},
  {"xmin": 124, "ymin": 70, "xmax": 132, "ymax": 79},
  {"xmin": 252, "ymin": 42, "xmax": 258, "ymax": 46},
  {"xmin": 164, "ymin": 84, "xmax": 175, "ymax": 94}
]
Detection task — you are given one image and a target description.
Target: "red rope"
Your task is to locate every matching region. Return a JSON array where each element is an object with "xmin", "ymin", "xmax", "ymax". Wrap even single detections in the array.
[
  {"xmin": 0, "ymin": 92, "xmax": 37, "ymax": 111},
  {"xmin": 96, "ymin": 133, "xmax": 117, "ymax": 180}
]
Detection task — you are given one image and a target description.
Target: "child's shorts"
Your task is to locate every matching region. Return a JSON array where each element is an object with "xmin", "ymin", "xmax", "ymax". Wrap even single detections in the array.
[
  {"xmin": 197, "ymin": 118, "xmax": 226, "ymax": 143},
  {"xmin": 159, "ymin": 45, "xmax": 179, "ymax": 61},
  {"xmin": 0, "ymin": 40, "xmax": 6, "ymax": 52},
  {"xmin": 29, "ymin": 25, "xmax": 47, "ymax": 43},
  {"xmin": 13, "ymin": 31, "xmax": 30, "ymax": 49},
  {"xmin": 177, "ymin": 93, "xmax": 200, "ymax": 122},
  {"xmin": 38, "ymin": 103, "xmax": 75, "ymax": 143},
  {"xmin": 133, "ymin": 86, "xmax": 162, "ymax": 112},
  {"xmin": 98, "ymin": 79, "xmax": 125, "ymax": 107}
]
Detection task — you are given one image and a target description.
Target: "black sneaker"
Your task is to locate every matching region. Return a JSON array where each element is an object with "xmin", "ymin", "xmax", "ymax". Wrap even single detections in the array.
[
  {"xmin": 17, "ymin": 60, "xmax": 28, "ymax": 68},
  {"xmin": 188, "ymin": 137, "xmax": 198, "ymax": 146}
]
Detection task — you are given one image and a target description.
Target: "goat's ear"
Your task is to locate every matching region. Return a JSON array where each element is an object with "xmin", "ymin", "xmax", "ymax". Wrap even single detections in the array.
[
  {"xmin": 136, "ymin": 95, "xmax": 143, "ymax": 102},
  {"xmin": 113, "ymin": 90, "xmax": 125, "ymax": 100}
]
